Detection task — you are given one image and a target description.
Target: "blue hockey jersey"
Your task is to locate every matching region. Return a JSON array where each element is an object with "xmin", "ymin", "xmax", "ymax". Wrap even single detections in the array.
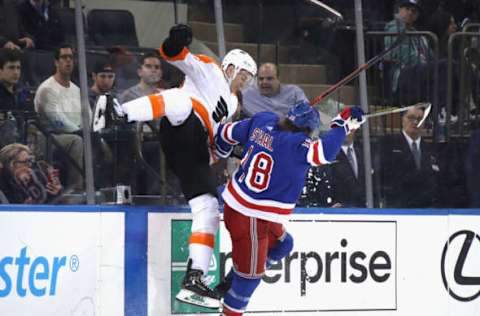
[{"xmin": 217, "ymin": 112, "xmax": 346, "ymax": 223}]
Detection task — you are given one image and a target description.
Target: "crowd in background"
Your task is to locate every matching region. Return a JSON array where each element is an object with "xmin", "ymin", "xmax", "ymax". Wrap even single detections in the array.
[{"xmin": 0, "ymin": 0, "xmax": 479, "ymax": 208}]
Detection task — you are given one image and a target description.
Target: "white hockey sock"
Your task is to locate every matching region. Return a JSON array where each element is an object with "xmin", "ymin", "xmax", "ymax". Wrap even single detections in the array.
[{"xmin": 189, "ymin": 243, "xmax": 214, "ymax": 276}]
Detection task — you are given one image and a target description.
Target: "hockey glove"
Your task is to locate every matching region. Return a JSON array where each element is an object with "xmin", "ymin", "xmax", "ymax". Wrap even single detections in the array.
[
  {"xmin": 330, "ymin": 106, "xmax": 365, "ymax": 134},
  {"xmin": 93, "ymin": 95, "xmax": 127, "ymax": 132},
  {"xmin": 112, "ymin": 97, "xmax": 125, "ymax": 118},
  {"xmin": 169, "ymin": 24, "xmax": 193, "ymax": 47},
  {"xmin": 162, "ymin": 24, "xmax": 193, "ymax": 57}
]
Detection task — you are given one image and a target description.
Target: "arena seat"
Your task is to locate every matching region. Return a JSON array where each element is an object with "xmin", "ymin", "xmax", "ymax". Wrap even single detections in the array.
[
  {"xmin": 87, "ymin": 9, "xmax": 139, "ymax": 47},
  {"xmin": 57, "ymin": 8, "xmax": 89, "ymax": 46},
  {"xmin": 22, "ymin": 49, "xmax": 55, "ymax": 88}
]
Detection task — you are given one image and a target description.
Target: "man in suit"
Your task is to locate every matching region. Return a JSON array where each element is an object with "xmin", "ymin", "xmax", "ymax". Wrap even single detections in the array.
[
  {"xmin": 380, "ymin": 106, "xmax": 440, "ymax": 208},
  {"xmin": 330, "ymin": 130, "xmax": 366, "ymax": 207}
]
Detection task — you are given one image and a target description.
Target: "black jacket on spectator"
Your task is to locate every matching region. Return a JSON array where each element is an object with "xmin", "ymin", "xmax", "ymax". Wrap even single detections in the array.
[
  {"xmin": 17, "ymin": 0, "xmax": 64, "ymax": 50},
  {"xmin": 0, "ymin": 0, "xmax": 32, "ymax": 48},
  {"xmin": 380, "ymin": 133, "xmax": 439, "ymax": 208},
  {"xmin": 0, "ymin": 172, "xmax": 27, "ymax": 203},
  {"xmin": 0, "ymin": 166, "xmax": 60, "ymax": 203},
  {"xmin": 0, "ymin": 83, "xmax": 30, "ymax": 147},
  {"xmin": 0, "ymin": 83, "xmax": 17, "ymax": 111},
  {"xmin": 330, "ymin": 147, "xmax": 366, "ymax": 207}
]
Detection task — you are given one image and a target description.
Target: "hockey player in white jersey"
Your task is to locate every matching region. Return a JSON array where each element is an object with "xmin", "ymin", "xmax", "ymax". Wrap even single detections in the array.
[{"xmin": 94, "ymin": 24, "xmax": 256, "ymax": 309}]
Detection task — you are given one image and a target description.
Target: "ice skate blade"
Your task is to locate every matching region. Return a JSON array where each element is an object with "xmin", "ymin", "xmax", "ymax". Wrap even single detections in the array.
[{"xmin": 175, "ymin": 289, "xmax": 220, "ymax": 309}]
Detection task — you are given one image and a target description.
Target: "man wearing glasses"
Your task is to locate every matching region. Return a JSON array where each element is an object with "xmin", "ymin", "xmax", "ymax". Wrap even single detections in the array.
[
  {"xmin": 380, "ymin": 106, "xmax": 440, "ymax": 208},
  {"xmin": 34, "ymin": 43, "xmax": 87, "ymax": 192}
]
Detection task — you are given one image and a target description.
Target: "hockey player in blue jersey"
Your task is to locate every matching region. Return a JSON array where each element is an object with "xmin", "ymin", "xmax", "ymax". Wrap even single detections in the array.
[{"xmin": 214, "ymin": 101, "xmax": 365, "ymax": 316}]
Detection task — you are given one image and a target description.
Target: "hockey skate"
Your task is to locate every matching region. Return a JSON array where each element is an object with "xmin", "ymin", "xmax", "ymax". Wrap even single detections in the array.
[
  {"xmin": 175, "ymin": 259, "xmax": 221, "ymax": 309},
  {"xmin": 214, "ymin": 269, "xmax": 232, "ymax": 298}
]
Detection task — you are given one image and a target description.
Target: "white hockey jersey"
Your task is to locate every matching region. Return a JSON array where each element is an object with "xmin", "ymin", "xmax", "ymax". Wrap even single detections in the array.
[{"xmin": 121, "ymin": 46, "xmax": 238, "ymax": 163}]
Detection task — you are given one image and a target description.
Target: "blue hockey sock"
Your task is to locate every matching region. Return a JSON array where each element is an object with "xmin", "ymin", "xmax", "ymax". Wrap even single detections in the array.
[
  {"xmin": 223, "ymin": 271, "xmax": 261, "ymax": 312},
  {"xmin": 267, "ymin": 233, "xmax": 293, "ymax": 264}
]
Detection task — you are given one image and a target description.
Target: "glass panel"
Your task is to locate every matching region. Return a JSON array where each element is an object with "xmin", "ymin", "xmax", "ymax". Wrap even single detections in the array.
[
  {"xmin": 3, "ymin": 0, "xmax": 476, "ymax": 208},
  {"xmin": 78, "ymin": 0, "xmax": 187, "ymax": 205}
]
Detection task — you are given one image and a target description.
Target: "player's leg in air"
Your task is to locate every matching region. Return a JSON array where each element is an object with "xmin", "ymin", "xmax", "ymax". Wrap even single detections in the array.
[
  {"xmin": 94, "ymin": 90, "xmax": 221, "ymax": 308},
  {"xmin": 148, "ymin": 90, "xmax": 222, "ymax": 308}
]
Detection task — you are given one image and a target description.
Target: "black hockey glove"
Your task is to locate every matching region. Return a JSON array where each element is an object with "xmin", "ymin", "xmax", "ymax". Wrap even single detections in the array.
[
  {"xmin": 170, "ymin": 24, "xmax": 193, "ymax": 47},
  {"xmin": 162, "ymin": 24, "xmax": 193, "ymax": 57}
]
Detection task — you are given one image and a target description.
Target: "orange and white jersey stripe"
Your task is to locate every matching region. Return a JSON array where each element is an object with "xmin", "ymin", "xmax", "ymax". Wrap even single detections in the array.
[
  {"xmin": 121, "ymin": 46, "xmax": 239, "ymax": 163},
  {"xmin": 160, "ymin": 46, "xmax": 239, "ymax": 136}
]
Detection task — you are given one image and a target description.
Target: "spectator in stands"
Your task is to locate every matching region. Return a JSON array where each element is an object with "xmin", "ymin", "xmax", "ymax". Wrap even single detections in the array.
[
  {"xmin": 427, "ymin": 8, "xmax": 477, "ymax": 122},
  {"xmin": 17, "ymin": 0, "xmax": 64, "ymax": 50},
  {"xmin": 34, "ymin": 43, "xmax": 86, "ymax": 191},
  {"xmin": 117, "ymin": 52, "xmax": 171, "ymax": 195},
  {"xmin": 0, "ymin": 0, "xmax": 34, "ymax": 50},
  {"xmin": 385, "ymin": 0, "xmax": 462, "ymax": 118},
  {"xmin": 89, "ymin": 60, "xmax": 116, "ymax": 106},
  {"xmin": 427, "ymin": 8, "xmax": 457, "ymax": 59},
  {"xmin": 0, "ymin": 48, "xmax": 22, "ymax": 111},
  {"xmin": 242, "ymin": 62, "xmax": 308, "ymax": 118},
  {"xmin": 419, "ymin": 0, "xmax": 479, "ymax": 30},
  {"xmin": 86, "ymin": 59, "xmax": 119, "ymax": 188},
  {"xmin": 119, "ymin": 52, "xmax": 166, "ymax": 103},
  {"xmin": 0, "ymin": 48, "xmax": 26, "ymax": 148},
  {"xmin": 384, "ymin": 0, "xmax": 431, "ymax": 98},
  {"xmin": 379, "ymin": 106, "xmax": 440, "ymax": 208},
  {"xmin": 329, "ymin": 130, "xmax": 367, "ymax": 207},
  {"xmin": 0, "ymin": 143, "xmax": 61, "ymax": 203}
]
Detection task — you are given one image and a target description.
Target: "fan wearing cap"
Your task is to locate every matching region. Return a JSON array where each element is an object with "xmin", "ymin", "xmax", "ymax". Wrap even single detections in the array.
[
  {"xmin": 89, "ymin": 60, "xmax": 116, "ymax": 107},
  {"xmin": 396, "ymin": 0, "xmax": 420, "ymax": 28},
  {"xmin": 214, "ymin": 102, "xmax": 364, "ymax": 316},
  {"xmin": 384, "ymin": 0, "xmax": 431, "ymax": 95}
]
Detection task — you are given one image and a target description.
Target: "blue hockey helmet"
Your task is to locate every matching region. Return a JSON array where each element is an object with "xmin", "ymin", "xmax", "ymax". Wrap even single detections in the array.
[{"xmin": 286, "ymin": 101, "xmax": 320, "ymax": 132}]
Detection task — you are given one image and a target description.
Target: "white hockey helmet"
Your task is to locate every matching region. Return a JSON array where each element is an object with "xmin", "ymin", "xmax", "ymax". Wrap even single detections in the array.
[{"xmin": 221, "ymin": 49, "xmax": 257, "ymax": 85}]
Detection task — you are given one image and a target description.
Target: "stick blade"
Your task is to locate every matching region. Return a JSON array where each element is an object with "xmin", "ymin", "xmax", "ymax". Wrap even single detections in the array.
[{"xmin": 416, "ymin": 102, "xmax": 432, "ymax": 127}]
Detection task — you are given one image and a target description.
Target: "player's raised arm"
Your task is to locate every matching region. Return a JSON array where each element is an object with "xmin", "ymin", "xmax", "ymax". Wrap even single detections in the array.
[
  {"xmin": 159, "ymin": 24, "xmax": 218, "ymax": 81},
  {"xmin": 307, "ymin": 105, "xmax": 365, "ymax": 166}
]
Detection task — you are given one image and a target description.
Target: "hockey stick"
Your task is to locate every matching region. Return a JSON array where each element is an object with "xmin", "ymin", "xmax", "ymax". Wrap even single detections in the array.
[
  {"xmin": 365, "ymin": 102, "xmax": 432, "ymax": 127},
  {"xmin": 308, "ymin": 0, "xmax": 343, "ymax": 20},
  {"xmin": 310, "ymin": 33, "xmax": 406, "ymax": 106}
]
